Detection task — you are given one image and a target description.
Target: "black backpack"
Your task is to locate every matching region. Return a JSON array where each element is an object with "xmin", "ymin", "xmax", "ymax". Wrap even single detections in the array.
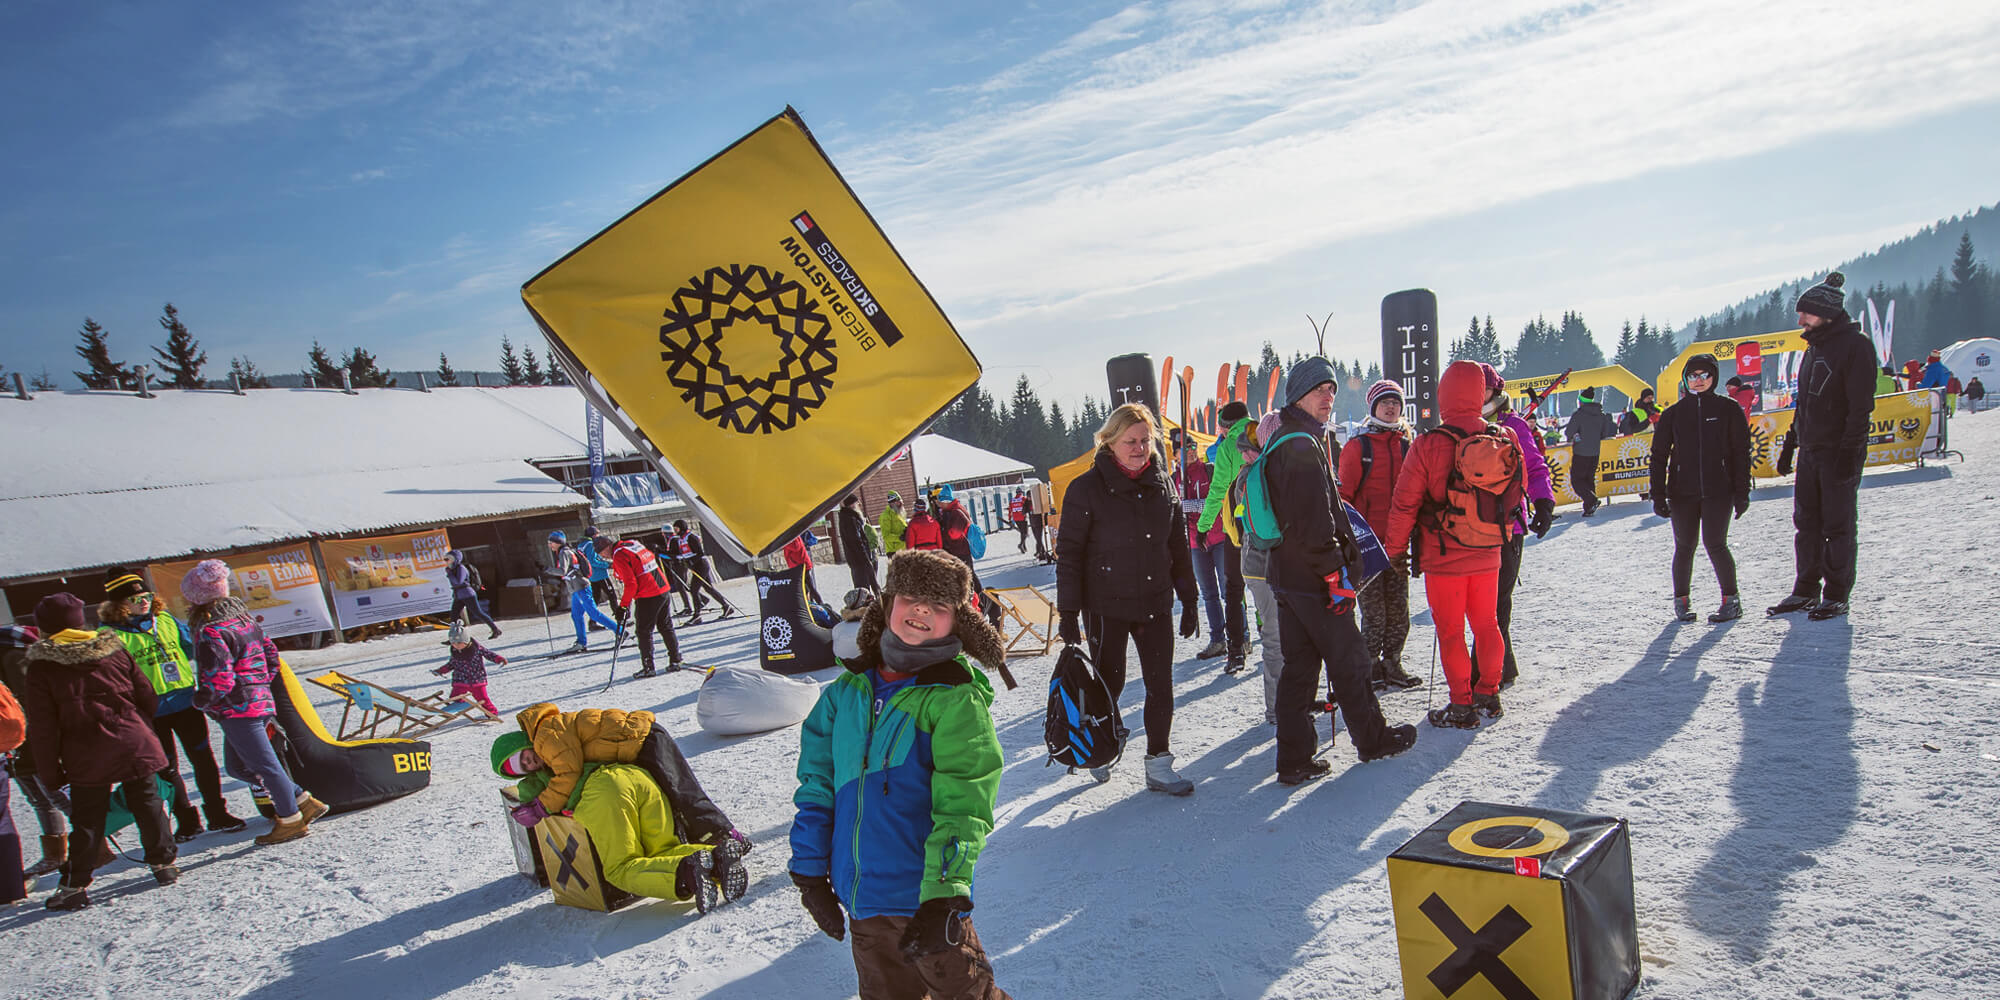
[{"xmin": 1045, "ymin": 644, "xmax": 1122, "ymax": 769}]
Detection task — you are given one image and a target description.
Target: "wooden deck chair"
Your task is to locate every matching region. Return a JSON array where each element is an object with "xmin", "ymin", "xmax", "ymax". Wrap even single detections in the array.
[
  {"xmin": 306, "ymin": 670, "xmax": 495, "ymax": 740},
  {"xmin": 985, "ymin": 585, "xmax": 1057, "ymax": 658}
]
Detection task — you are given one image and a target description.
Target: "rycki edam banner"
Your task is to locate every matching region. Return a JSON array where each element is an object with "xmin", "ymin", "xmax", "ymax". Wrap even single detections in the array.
[
  {"xmin": 521, "ymin": 107, "xmax": 982, "ymax": 558},
  {"xmin": 1536, "ymin": 390, "xmax": 1934, "ymax": 506},
  {"xmin": 149, "ymin": 544, "xmax": 333, "ymax": 639},
  {"xmin": 321, "ymin": 528, "xmax": 454, "ymax": 628}
]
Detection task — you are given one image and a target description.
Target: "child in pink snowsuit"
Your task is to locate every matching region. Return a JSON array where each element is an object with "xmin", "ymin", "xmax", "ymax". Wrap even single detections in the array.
[{"xmin": 433, "ymin": 622, "xmax": 503, "ymax": 717}]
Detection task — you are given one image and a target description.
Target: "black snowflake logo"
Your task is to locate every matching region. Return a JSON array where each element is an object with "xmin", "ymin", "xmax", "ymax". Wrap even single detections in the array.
[
  {"xmin": 1899, "ymin": 417, "xmax": 1921, "ymax": 441},
  {"xmin": 1748, "ymin": 424, "xmax": 1774, "ymax": 470},
  {"xmin": 1547, "ymin": 450, "xmax": 1568, "ymax": 497},
  {"xmin": 659, "ymin": 264, "xmax": 838, "ymax": 434}
]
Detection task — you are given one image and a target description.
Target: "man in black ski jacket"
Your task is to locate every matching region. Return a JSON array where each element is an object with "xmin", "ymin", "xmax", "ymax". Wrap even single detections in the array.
[
  {"xmin": 834, "ymin": 494, "xmax": 879, "ymax": 595},
  {"xmin": 1771, "ymin": 272, "xmax": 1875, "ymax": 621},
  {"xmin": 1263, "ymin": 357, "xmax": 1416, "ymax": 785},
  {"xmin": 1564, "ymin": 389, "xmax": 1616, "ymax": 515}
]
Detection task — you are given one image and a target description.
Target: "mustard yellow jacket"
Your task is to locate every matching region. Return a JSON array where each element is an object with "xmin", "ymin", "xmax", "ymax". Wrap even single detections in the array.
[{"xmin": 516, "ymin": 702, "xmax": 654, "ymax": 813}]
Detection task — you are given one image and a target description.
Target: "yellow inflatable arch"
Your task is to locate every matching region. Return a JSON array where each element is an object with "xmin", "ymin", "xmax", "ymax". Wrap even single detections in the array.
[{"xmin": 1656, "ymin": 329, "xmax": 1809, "ymax": 407}]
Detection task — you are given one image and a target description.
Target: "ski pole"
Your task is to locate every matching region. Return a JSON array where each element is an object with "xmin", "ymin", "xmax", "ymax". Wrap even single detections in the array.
[
  {"xmin": 539, "ymin": 581, "xmax": 556, "ymax": 656},
  {"xmin": 602, "ymin": 623, "xmax": 628, "ymax": 693},
  {"xmin": 1425, "ymin": 627, "xmax": 1439, "ymax": 715}
]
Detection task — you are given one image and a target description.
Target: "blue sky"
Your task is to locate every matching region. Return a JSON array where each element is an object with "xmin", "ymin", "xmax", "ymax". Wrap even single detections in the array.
[{"xmin": 4, "ymin": 0, "xmax": 1998, "ymax": 409}]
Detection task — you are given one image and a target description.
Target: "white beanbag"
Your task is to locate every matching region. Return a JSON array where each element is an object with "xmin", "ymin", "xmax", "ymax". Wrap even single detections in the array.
[{"xmin": 696, "ymin": 667, "xmax": 822, "ymax": 736}]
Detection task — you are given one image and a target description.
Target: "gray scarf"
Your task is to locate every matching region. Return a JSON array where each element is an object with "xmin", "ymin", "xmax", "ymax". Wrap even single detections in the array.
[{"xmin": 880, "ymin": 629, "xmax": 963, "ymax": 674}]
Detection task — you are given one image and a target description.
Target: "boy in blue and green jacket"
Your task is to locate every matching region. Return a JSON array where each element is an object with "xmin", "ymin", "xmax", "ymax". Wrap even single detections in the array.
[{"xmin": 789, "ymin": 549, "xmax": 1014, "ymax": 1000}]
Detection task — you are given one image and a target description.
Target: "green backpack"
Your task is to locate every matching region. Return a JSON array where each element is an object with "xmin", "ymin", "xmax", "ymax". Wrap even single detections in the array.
[{"xmin": 1242, "ymin": 431, "xmax": 1319, "ymax": 550}]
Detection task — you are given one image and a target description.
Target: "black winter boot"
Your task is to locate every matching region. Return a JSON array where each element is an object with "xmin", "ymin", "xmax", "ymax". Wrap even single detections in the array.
[
  {"xmin": 1379, "ymin": 657, "xmax": 1423, "ymax": 690},
  {"xmin": 1767, "ymin": 593, "xmax": 1819, "ymax": 616},
  {"xmin": 173, "ymin": 805, "xmax": 202, "ymax": 844},
  {"xmin": 1428, "ymin": 703, "xmax": 1480, "ymax": 730}
]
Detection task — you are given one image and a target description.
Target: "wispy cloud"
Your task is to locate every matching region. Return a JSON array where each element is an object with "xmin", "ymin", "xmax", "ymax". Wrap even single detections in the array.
[
  {"xmin": 832, "ymin": 0, "xmax": 2000, "ymax": 328},
  {"xmin": 167, "ymin": 0, "xmax": 695, "ymax": 131}
]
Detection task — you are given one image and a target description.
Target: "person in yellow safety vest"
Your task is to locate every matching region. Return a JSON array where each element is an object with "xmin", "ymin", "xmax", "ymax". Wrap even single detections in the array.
[
  {"xmin": 97, "ymin": 567, "xmax": 245, "ymax": 842},
  {"xmin": 879, "ymin": 491, "xmax": 909, "ymax": 556}
]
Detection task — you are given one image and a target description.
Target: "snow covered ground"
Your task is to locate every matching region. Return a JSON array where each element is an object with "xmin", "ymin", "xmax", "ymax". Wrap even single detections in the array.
[{"xmin": 7, "ymin": 411, "xmax": 1999, "ymax": 1000}]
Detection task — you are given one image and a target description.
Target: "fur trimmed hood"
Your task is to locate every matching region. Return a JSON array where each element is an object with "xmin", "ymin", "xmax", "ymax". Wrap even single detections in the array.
[
  {"xmin": 849, "ymin": 549, "xmax": 1010, "ymax": 682},
  {"xmin": 24, "ymin": 630, "xmax": 127, "ymax": 667}
]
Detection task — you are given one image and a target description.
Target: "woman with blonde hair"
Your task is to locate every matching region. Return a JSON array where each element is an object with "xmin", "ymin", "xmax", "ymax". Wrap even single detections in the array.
[{"xmin": 1055, "ymin": 403, "xmax": 1200, "ymax": 795}]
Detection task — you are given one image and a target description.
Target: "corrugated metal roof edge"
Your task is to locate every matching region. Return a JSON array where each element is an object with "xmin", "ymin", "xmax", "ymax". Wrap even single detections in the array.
[{"xmin": 0, "ymin": 498, "xmax": 589, "ymax": 587}]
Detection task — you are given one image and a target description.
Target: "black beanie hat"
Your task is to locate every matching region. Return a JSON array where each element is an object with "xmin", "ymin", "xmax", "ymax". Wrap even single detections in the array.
[
  {"xmin": 103, "ymin": 566, "xmax": 148, "ymax": 601},
  {"xmin": 1579, "ymin": 386, "xmax": 1598, "ymax": 402},
  {"xmin": 1682, "ymin": 353, "xmax": 1720, "ymax": 389},
  {"xmin": 1795, "ymin": 272, "xmax": 1846, "ymax": 321},
  {"xmin": 1219, "ymin": 400, "xmax": 1248, "ymax": 423},
  {"xmin": 35, "ymin": 593, "xmax": 87, "ymax": 635}
]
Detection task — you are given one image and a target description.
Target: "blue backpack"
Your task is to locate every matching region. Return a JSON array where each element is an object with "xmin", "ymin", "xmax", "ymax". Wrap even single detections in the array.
[{"xmin": 966, "ymin": 520, "xmax": 987, "ymax": 559}]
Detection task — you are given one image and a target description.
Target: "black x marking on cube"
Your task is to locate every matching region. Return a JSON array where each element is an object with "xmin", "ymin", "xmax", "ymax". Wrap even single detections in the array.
[
  {"xmin": 547, "ymin": 832, "xmax": 592, "ymax": 892},
  {"xmin": 1419, "ymin": 892, "xmax": 1537, "ymax": 1000}
]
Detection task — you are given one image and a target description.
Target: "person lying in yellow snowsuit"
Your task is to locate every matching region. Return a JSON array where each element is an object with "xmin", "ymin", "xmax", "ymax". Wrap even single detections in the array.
[
  {"xmin": 514, "ymin": 702, "xmax": 652, "ymax": 814},
  {"xmin": 494, "ymin": 731, "xmax": 731, "ymax": 911}
]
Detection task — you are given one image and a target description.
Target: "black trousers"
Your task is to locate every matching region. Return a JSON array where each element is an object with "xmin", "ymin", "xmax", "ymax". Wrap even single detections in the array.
[
  {"xmin": 682, "ymin": 560, "xmax": 735, "ymax": 613},
  {"xmin": 1014, "ymin": 519, "xmax": 1029, "ymax": 549},
  {"xmin": 151, "ymin": 707, "xmax": 227, "ymax": 821},
  {"xmin": 663, "ymin": 561, "xmax": 698, "ymax": 614},
  {"xmin": 1574, "ymin": 452, "xmax": 1600, "ymax": 509},
  {"xmin": 633, "ymin": 726, "xmax": 733, "ymax": 846},
  {"xmin": 1275, "ymin": 592, "xmax": 1388, "ymax": 771},
  {"xmin": 847, "ymin": 554, "xmax": 879, "ymax": 595},
  {"xmin": 65, "ymin": 778, "xmax": 174, "ymax": 887},
  {"xmin": 1218, "ymin": 537, "xmax": 1247, "ymax": 649},
  {"xmin": 1085, "ymin": 612, "xmax": 1175, "ymax": 757},
  {"xmin": 630, "ymin": 593, "xmax": 682, "ymax": 670},
  {"xmin": 1480, "ymin": 536, "xmax": 1524, "ymax": 682},
  {"xmin": 1028, "ymin": 515, "xmax": 1050, "ymax": 559},
  {"xmin": 1792, "ymin": 448, "xmax": 1860, "ymax": 602},
  {"xmin": 450, "ymin": 595, "xmax": 498, "ymax": 630},
  {"xmin": 1672, "ymin": 496, "xmax": 1738, "ymax": 597}
]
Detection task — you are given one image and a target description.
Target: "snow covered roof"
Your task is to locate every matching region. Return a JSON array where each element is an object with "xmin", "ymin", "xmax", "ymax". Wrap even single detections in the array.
[
  {"xmin": 3, "ymin": 387, "xmax": 606, "ymax": 580},
  {"xmin": 908, "ymin": 434, "xmax": 1034, "ymax": 486}
]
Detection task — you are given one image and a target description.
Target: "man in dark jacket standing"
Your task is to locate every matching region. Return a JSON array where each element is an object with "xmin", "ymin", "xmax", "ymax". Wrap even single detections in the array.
[
  {"xmin": 1263, "ymin": 358, "xmax": 1417, "ymax": 785},
  {"xmin": 1770, "ymin": 272, "xmax": 1875, "ymax": 621},
  {"xmin": 1564, "ymin": 387, "xmax": 1615, "ymax": 515},
  {"xmin": 835, "ymin": 494, "xmax": 879, "ymax": 596},
  {"xmin": 21, "ymin": 594, "xmax": 179, "ymax": 909}
]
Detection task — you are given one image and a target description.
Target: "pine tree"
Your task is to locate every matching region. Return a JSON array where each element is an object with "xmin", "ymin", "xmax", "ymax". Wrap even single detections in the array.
[
  {"xmin": 73, "ymin": 317, "xmax": 130, "ymax": 389},
  {"xmin": 1612, "ymin": 320, "xmax": 1637, "ymax": 369},
  {"xmin": 436, "ymin": 352, "xmax": 459, "ymax": 387},
  {"xmin": 499, "ymin": 336, "xmax": 527, "ymax": 386},
  {"xmin": 227, "ymin": 356, "xmax": 273, "ymax": 388},
  {"xmin": 522, "ymin": 344, "xmax": 547, "ymax": 385},
  {"xmin": 303, "ymin": 340, "xmax": 344, "ymax": 387},
  {"xmin": 1951, "ymin": 231, "xmax": 1979, "ymax": 290},
  {"xmin": 342, "ymin": 347, "xmax": 396, "ymax": 388},
  {"xmin": 544, "ymin": 348, "xmax": 570, "ymax": 386},
  {"xmin": 151, "ymin": 302, "xmax": 207, "ymax": 388}
]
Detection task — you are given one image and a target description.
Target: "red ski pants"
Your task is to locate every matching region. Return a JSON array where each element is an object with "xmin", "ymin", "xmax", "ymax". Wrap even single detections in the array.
[{"xmin": 1425, "ymin": 570, "xmax": 1503, "ymax": 705}]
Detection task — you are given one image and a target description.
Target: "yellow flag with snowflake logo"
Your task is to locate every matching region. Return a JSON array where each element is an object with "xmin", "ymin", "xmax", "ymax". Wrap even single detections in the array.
[{"xmin": 522, "ymin": 107, "xmax": 981, "ymax": 557}]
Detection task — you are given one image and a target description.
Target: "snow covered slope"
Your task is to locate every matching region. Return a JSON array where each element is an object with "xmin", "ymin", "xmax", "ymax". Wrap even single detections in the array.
[{"xmin": 5, "ymin": 411, "xmax": 1997, "ymax": 999}]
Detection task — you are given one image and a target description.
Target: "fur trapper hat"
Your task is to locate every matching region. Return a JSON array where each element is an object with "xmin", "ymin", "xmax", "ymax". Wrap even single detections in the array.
[{"xmin": 854, "ymin": 549, "xmax": 1009, "ymax": 678}]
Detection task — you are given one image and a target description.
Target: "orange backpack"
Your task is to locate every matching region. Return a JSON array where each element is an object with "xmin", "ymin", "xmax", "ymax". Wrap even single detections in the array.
[
  {"xmin": 0, "ymin": 681, "xmax": 23, "ymax": 753},
  {"xmin": 1420, "ymin": 423, "xmax": 1524, "ymax": 552}
]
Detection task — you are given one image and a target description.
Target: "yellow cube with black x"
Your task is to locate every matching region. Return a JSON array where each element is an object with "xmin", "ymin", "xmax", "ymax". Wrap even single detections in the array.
[
  {"xmin": 533, "ymin": 813, "xmax": 638, "ymax": 913},
  {"xmin": 1387, "ymin": 802, "xmax": 1638, "ymax": 1000}
]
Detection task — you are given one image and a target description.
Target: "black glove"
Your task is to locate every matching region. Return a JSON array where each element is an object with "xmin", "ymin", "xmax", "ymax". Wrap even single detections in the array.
[
  {"xmin": 1529, "ymin": 498, "xmax": 1554, "ymax": 538},
  {"xmin": 1336, "ymin": 533, "xmax": 1362, "ymax": 570},
  {"xmin": 1653, "ymin": 498, "xmax": 1671, "ymax": 519},
  {"xmin": 791, "ymin": 872, "xmax": 846, "ymax": 941},
  {"xmin": 1776, "ymin": 430, "xmax": 1797, "ymax": 476},
  {"xmin": 1178, "ymin": 604, "xmax": 1199, "ymax": 639},
  {"xmin": 899, "ymin": 896, "xmax": 974, "ymax": 961},
  {"xmin": 1059, "ymin": 612, "xmax": 1081, "ymax": 647},
  {"xmin": 1733, "ymin": 495, "xmax": 1749, "ymax": 520}
]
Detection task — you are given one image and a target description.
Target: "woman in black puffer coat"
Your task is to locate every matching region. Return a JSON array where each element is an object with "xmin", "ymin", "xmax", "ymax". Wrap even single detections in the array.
[
  {"xmin": 1057, "ymin": 403, "xmax": 1200, "ymax": 795},
  {"xmin": 1649, "ymin": 353, "xmax": 1751, "ymax": 624}
]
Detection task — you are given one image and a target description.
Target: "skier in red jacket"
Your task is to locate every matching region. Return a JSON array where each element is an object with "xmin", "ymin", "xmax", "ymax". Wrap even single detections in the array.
[{"xmin": 599, "ymin": 537, "xmax": 684, "ymax": 678}]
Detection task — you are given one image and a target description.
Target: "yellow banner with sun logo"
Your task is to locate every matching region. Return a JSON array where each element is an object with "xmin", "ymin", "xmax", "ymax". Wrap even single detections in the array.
[
  {"xmin": 1539, "ymin": 391, "xmax": 1933, "ymax": 505},
  {"xmin": 521, "ymin": 108, "xmax": 981, "ymax": 557}
]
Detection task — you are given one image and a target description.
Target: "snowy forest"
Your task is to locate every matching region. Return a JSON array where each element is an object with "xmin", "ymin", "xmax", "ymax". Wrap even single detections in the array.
[{"xmin": 12, "ymin": 222, "xmax": 1995, "ymax": 482}]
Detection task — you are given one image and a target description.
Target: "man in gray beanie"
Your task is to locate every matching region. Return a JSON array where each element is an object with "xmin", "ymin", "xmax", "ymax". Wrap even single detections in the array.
[
  {"xmin": 1259, "ymin": 358, "xmax": 1417, "ymax": 784},
  {"xmin": 1769, "ymin": 272, "xmax": 1875, "ymax": 621}
]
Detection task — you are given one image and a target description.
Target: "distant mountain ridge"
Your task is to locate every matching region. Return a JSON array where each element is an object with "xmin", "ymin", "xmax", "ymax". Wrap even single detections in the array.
[{"xmin": 1677, "ymin": 200, "xmax": 2000, "ymax": 345}]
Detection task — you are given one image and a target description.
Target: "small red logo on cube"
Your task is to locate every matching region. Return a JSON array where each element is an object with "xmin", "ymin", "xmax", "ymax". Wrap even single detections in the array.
[{"xmin": 1514, "ymin": 857, "xmax": 1541, "ymax": 878}]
